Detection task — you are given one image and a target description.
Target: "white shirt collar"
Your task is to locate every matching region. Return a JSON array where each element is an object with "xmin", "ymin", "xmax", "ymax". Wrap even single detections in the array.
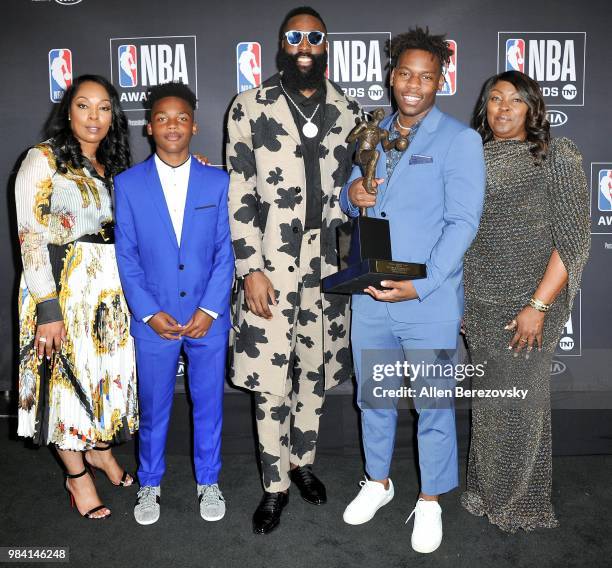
[{"xmin": 154, "ymin": 153, "xmax": 192, "ymax": 174}]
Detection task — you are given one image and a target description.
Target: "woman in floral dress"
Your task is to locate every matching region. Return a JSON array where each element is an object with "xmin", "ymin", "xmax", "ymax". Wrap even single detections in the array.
[{"xmin": 16, "ymin": 75, "xmax": 138, "ymax": 519}]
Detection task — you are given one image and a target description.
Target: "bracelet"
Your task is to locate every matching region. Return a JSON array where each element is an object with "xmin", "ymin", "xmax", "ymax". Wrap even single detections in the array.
[{"xmin": 529, "ymin": 297, "xmax": 551, "ymax": 313}]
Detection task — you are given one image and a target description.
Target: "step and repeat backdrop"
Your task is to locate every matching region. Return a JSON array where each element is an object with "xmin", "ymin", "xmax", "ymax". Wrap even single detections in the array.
[{"xmin": 1, "ymin": 0, "xmax": 610, "ymax": 404}]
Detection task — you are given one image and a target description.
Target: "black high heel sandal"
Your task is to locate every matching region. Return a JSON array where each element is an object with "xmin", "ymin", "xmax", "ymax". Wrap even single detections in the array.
[
  {"xmin": 64, "ymin": 469, "xmax": 111, "ymax": 519},
  {"xmin": 84, "ymin": 444, "xmax": 134, "ymax": 487}
]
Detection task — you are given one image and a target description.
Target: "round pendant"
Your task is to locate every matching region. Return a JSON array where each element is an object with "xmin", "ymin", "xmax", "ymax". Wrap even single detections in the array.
[{"xmin": 302, "ymin": 121, "xmax": 318, "ymax": 138}]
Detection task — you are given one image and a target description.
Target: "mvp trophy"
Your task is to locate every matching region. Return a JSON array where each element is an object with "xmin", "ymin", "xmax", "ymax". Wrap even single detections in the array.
[{"xmin": 322, "ymin": 108, "xmax": 426, "ymax": 294}]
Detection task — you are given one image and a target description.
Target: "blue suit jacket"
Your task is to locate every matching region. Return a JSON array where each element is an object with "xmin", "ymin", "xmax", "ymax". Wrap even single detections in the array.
[
  {"xmin": 340, "ymin": 106, "xmax": 485, "ymax": 323},
  {"xmin": 114, "ymin": 155, "xmax": 234, "ymax": 341}
]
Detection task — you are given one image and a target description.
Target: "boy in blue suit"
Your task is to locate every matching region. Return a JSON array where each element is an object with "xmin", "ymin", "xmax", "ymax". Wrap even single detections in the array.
[
  {"xmin": 340, "ymin": 29, "xmax": 485, "ymax": 553},
  {"xmin": 114, "ymin": 83, "xmax": 234, "ymax": 525}
]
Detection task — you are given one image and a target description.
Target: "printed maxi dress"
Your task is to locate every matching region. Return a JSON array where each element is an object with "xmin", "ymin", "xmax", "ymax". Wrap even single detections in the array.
[{"xmin": 16, "ymin": 142, "xmax": 138, "ymax": 450}]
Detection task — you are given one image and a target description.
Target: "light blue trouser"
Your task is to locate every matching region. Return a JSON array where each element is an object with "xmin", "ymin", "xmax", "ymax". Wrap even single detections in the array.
[
  {"xmin": 352, "ymin": 306, "xmax": 460, "ymax": 495},
  {"xmin": 135, "ymin": 331, "xmax": 227, "ymax": 487}
]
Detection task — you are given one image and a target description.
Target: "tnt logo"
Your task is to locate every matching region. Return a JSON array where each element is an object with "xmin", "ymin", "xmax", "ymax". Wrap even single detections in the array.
[
  {"xmin": 505, "ymin": 39, "xmax": 525, "ymax": 72},
  {"xmin": 118, "ymin": 45, "xmax": 138, "ymax": 88},
  {"xmin": 48, "ymin": 49, "xmax": 72, "ymax": 103},
  {"xmin": 110, "ymin": 36, "xmax": 197, "ymax": 112},
  {"xmin": 498, "ymin": 32, "xmax": 586, "ymax": 106},
  {"xmin": 555, "ymin": 290, "xmax": 581, "ymax": 356},
  {"xmin": 327, "ymin": 32, "xmax": 390, "ymax": 107},
  {"xmin": 439, "ymin": 40, "xmax": 457, "ymax": 96},
  {"xmin": 368, "ymin": 85, "xmax": 384, "ymax": 100},
  {"xmin": 236, "ymin": 42, "xmax": 261, "ymax": 93},
  {"xmin": 562, "ymin": 84, "xmax": 577, "ymax": 100}
]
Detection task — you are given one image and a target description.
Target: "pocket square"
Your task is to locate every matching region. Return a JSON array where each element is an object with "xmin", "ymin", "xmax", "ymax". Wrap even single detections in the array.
[
  {"xmin": 195, "ymin": 204, "xmax": 216, "ymax": 210},
  {"xmin": 409, "ymin": 154, "xmax": 434, "ymax": 164}
]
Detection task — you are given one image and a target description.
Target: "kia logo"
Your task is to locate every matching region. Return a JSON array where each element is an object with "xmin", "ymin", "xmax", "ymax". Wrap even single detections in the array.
[
  {"xmin": 550, "ymin": 360, "xmax": 567, "ymax": 376},
  {"xmin": 547, "ymin": 110, "xmax": 568, "ymax": 127}
]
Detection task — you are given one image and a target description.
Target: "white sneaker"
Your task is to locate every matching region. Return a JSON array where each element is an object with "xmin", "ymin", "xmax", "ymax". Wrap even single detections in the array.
[
  {"xmin": 343, "ymin": 478, "xmax": 394, "ymax": 525},
  {"xmin": 406, "ymin": 498, "xmax": 443, "ymax": 553},
  {"xmin": 197, "ymin": 483, "xmax": 226, "ymax": 521},
  {"xmin": 134, "ymin": 485, "xmax": 161, "ymax": 525}
]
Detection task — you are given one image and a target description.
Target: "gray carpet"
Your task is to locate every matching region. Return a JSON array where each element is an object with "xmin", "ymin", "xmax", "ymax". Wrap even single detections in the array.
[{"xmin": 1, "ymin": 417, "xmax": 611, "ymax": 568}]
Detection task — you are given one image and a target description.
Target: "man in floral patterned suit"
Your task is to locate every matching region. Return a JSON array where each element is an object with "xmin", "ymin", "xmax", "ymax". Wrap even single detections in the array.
[{"xmin": 226, "ymin": 6, "xmax": 360, "ymax": 534}]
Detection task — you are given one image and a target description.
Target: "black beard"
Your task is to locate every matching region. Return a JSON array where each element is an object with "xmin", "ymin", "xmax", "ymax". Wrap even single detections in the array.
[{"xmin": 276, "ymin": 50, "xmax": 327, "ymax": 91}]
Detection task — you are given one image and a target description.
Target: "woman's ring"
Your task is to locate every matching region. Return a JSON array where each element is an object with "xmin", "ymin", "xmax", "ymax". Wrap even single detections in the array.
[
  {"xmin": 519, "ymin": 338, "xmax": 528, "ymax": 343},
  {"xmin": 39, "ymin": 337, "xmax": 47, "ymax": 343}
]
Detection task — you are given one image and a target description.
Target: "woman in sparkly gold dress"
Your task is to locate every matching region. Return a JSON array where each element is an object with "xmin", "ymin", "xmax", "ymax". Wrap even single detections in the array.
[
  {"xmin": 460, "ymin": 71, "xmax": 590, "ymax": 532},
  {"xmin": 16, "ymin": 75, "xmax": 138, "ymax": 519}
]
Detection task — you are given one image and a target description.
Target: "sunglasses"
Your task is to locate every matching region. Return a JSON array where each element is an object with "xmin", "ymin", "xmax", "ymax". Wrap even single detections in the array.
[{"xmin": 284, "ymin": 30, "xmax": 326, "ymax": 46}]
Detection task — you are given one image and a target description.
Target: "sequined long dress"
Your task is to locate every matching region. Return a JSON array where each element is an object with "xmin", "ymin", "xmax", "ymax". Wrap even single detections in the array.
[{"xmin": 460, "ymin": 138, "xmax": 590, "ymax": 532}]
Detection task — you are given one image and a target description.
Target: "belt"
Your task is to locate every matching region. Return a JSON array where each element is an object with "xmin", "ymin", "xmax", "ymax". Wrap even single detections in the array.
[{"xmin": 73, "ymin": 223, "xmax": 115, "ymax": 244}]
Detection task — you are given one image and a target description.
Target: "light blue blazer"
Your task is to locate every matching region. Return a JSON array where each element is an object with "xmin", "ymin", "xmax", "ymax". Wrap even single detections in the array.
[
  {"xmin": 114, "ymin": 155, "xmax": 234, "ymax": 341},
  {"xmin": 339, "ymin": 106, "xmax": 485, "ymax": 323}
]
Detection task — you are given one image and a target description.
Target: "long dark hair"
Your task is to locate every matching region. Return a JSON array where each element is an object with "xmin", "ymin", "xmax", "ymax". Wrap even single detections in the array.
[
  {"xmin": 44, "ymin": 74, "xmax": 131, "ymax": 177},
  {"xmin": 472, "ymin": 70, "xmax": 550, "ymax": 163}
]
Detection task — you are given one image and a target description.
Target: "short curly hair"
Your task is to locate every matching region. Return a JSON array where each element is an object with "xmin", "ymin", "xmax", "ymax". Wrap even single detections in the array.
[
  {"xmin": 389, "ymin": 27, "xmax": 453, "ymax": 71},
  {"xmin": 146, "ymin": 81, "xmax": 197, "ymax": 112}
]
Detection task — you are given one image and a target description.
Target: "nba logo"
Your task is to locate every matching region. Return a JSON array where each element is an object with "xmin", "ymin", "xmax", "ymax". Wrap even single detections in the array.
[
  {"xmin": 505, "ymin": 39, "xmax": 525, "ymax": 72},
  {"xmin": 236, "ymin": 42, "xmax": 261, "ymax": 93},
  {"xmin": 439, "ymin": 40, "xmax": 457, "ymax": 96},
  {"xmin": 48, "ymin": 49, "xmax": 72, "ymax": 103},
  {"xmin": 599, "ymin": 169, "xmax": 612, "ymax": 211},
  {"xmin": 118, "ymin": 45, "xmax": 138, "ymax": 88}
]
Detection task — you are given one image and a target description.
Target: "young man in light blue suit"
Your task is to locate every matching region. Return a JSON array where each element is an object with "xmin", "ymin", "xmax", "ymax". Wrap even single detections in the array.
[
  {"xmin": 340, "ymin": 29, "xmax": 485, "ymax": 553},
  {"xmin": 114, "ymin": 83, "xmax": 234, "ymax": 525}
]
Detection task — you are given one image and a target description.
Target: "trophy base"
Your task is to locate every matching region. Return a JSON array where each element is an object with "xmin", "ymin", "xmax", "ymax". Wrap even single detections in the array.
[{"xmin": 322, "ymin": 259, "xmax": 426, "ymax": 295}]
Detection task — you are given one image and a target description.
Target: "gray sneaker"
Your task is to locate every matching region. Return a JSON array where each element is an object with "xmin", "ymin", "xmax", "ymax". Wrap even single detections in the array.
[
  {"xmin": 197, "ymin": 483, "xmax": 226, "ymax": 521},
  {"xmin": 134, "ymin": 485, "xmax": 161, "ymax": 525}
]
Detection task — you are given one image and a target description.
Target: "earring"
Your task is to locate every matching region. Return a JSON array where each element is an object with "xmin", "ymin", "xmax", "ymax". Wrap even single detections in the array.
[{"xmin": 68, "ymin": 116, "xmax": 71, "ymax": 121}]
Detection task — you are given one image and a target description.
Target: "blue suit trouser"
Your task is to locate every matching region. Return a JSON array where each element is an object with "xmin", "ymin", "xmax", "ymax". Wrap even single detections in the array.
[
  {"xmin": 135, "ymin": 331, "xmax": 227, "ymax": 487},
  {"xmin": 351, "ymin": 305, "xmax": 460, "ymax": 495}
]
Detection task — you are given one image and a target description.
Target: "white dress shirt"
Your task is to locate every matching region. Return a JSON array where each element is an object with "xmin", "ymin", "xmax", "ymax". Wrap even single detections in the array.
[
  {"xmin": 155, "ymin": 153, "xmax": 191, "ymax": 244},
  {"xmin": 143, "ymin": 154, "xmax": 217, "ymax": 323}
]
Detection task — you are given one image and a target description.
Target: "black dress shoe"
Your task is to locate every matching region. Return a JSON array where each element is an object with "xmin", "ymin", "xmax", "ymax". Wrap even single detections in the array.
[
  {"xmin": 289, "ymin": 465, "xmax": 327, "ymax": 505},
  {"xmin": 252, "ymin": 491, "xmax": 289, "ymax": 534}
]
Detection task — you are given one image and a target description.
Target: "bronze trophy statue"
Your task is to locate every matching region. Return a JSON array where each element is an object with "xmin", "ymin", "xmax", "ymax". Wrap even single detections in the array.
[
  {"xmin": 347, "ymin": 108, "xmax": 408, "ymax": 204},
  {"xmin": 322, "ymin": 108, "xmax": 426, "ymax": 294}
]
